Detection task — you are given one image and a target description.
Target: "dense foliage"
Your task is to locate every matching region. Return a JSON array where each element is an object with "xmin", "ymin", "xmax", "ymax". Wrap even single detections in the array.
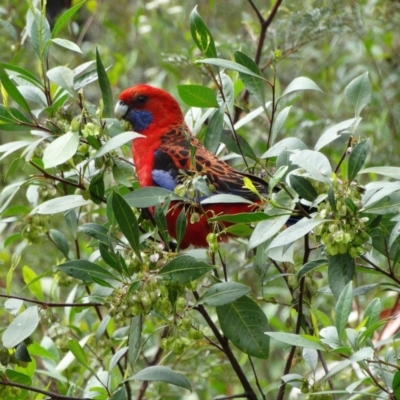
[{"xmin": 1, "ymin": 1, "xmax": 400, "ymax": 399}]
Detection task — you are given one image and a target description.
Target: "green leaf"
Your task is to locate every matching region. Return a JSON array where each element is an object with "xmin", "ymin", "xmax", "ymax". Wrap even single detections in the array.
[
  {"xmin": 43, "ymin": 131, "xmax": 79, "ymax": 169},
  {"xmin": 93, "ymin": 131, "xmax": 144, "ymax": 158},
  {"xmin": 0, "ymin": 63, "xmax": 42, "ymax": 87},
  {"xmin": 271, "ymin": 106, "xmax": 291, "ymax": 144},
  {"xmin": 99, "ymin": 243, "xmax": 120, "ymax": 272},
  {"xmin": 47, "ymin": 66, "xmax": 75, "ymax": 96},
  {"xmin": 154, "ymin": 202, "xmax": 167, "ymax": 234},
  {"xmin": 0, "ymin": 105, "xmax": 32, "ymax": 124},
  {"xmin": 22, "ymin": 265, "xmax": 44, "ymax": 302},
  {"xmin": 365, "ymin": 191, "xmax": 400, "ymax": 215},
  {"xmin": 363, "ymin": 298, "xmax": 381, "ymax": 332},
  {"xmin": 198, "ymin": 282, "xmax": 250, "ymax": 306},
  {"xmin": 175, "ymin": 208, "xmax": 187, "ymax": 251},
  {"xmin": 234, "ymin": 101, "xmax": 272, "ymax": 130},
  {"xmin": 6, "ymin": 369, "xmax": 32, "ymax": 386},
  {"xmin": 289, "ymin": 175, "xmax": 318, "ymax": 202},
  {"xmin": 68, "ymin": 339, "xmax": 88, "ymax": 367},
  {"xmin": 0, "ymin": 141, "xmax": 32, "ymax": 160},
  {"xmin": 2, "ymin": 306, "xmax": 39, "ymax": 348},
  {"xmin": 15, "ymin": 343, "xmax": 31, "ymax": 364},
  {"xmin": 31, "ymin": 195, "xmax": 91, "ymax": 215},
  {"xmin": 109, "ymin": 346, "xmax": 128, "ymax": 372},
  {"xmin": 262, "ymin": 137, "xmax": 308, "ymax": 158},
  {"xmin": 58, "ymin": 259, "xmax": 118, "ymax": 283},
  {"xmin": 79, "ymin": 223, "xmax": 111, "ymax": 244},
  {"xmin": 111, "ymin": 192, "xmax": 142, "ymax": 260},
  {"xmin": 221, "ymin": 129, "xmax": 257, "ymax": 161},
  {"xmin": 234, "ymin": 50, "xmax": 265, "ymax": 105},
  {"xmin": 0, "ymin": 19, "xmax": 18, "ymax": 41},
  {"xmin": 209, "ymin": 212, "xmax": 274, "ymax": 224},
  {"xmin": 197, "ymin": 58, "xmax": 266, "ymax": 81},
  {"xmin": 359, "ymin": 166, "xmax": 400, "ymax": 180},
  {"xmin": 124, "ymin": 187, "xmax": 175, "ymax": 208},
  {"xmin": 297, "ymin": 259, "xmax": 328, "ymax": 280},
  {"xmin": 345, "ymin": 72, "xmax": 371, "ymax": 117},
  {"xmin": 201, "ymin": 194, "xmax": 253, "ymax": 205},
  {"xmin": 189, "ymin": 6, "xmax": 217, "ymax": 58},
  {"xmin": 219, "ymin": 73, "xmax": 234, "ymax": 115},
  {"xmin": 303, "ymin": 348, "xmax": 318, "ymax": 373},
  {"xmin": 335, "ymin": 281, "xmax": 353, "ymax": 342},
  {"xmin": 89, "ymin": 171, "xmax": 105, "ymax": 204},
  {"xmin": 18, "ymin": 85, "xmax": 47, "ymax": 107},
  {"xmin": 111, "ymin": 388, "xmax": 127, "ymax": 400},
  {"xmin": 129, "ymin": 366, "xmax": 191, "ymax": 391},
  {"xmin": 328, "ymin": 253, "xmax": 355, "ymax": 300},
  {"xmin": 204, "ymin": 105, "xmax": 225, "ymax": 153},
  {"xmin": 51, "ymin": 38, "xmax": 82, "ymax": 53},
  {"xmin": 96, "ymin": 315, "xmax": 111, "ymax": 343},
  {"xmin": 177, "ymin": 85, "xmax": 219, "ymax": 108},
  {"xmin": 0, "ymin": 67, "xmax": 31, "ymax": 113},
  {"xmin": 96, "ymin": 48, "xmax": 113, "ymax": 118},
  {"xmin": 269, "ymin": 218, "xmax": 326, "ymax": 249},
  {"xmin": 159, "ymin": 255, "xmax": 213, "ymax": 284},
  {"xmin": 348, "ymin": 140, "xmax": 369, "ymax": 182},
  {"xmin": 280, "ymin": 76, "xmax": 323, "ymax": 99},
  {"xmin": 289, "ymin": 149, "xmax": 332, "ymax": 184},
  {"xmin": 217, "ymin": 296, "xmax": 269, "ymax": 359},
  {"xmin": 314, "ymin": 117, "xmax": 361, "ymax": 151},
  {"xmin": 265, "ymin": 332, "xmax": 325, "ymax": 351},
  {"xmin": 52, "ymin": 1, "xmax": 86, "ymax": 38},
  {"xmin": 29, "ymin": 8, "xmax": 51, "ymax": 59},
  {"xmin": 392, "ymin": 370, "xmax": 400, "ymax": 400},
  {"xmin": 48, "ymin": 229, "xmax": 69, "ymax": 258},
  {"xmin": 248, "ymin": 203, "xmax": 292, "ymax": 250},
  {"xmin": 128, "ymin": 314, "xmax": 142, "ymax": 368},
  {"xmin": 113, "ymin": 159, "xmax": 134, "ymax": 186}
]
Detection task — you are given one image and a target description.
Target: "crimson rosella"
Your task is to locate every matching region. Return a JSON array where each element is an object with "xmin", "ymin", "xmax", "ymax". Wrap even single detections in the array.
[{"xmin": 114, "ymin": 84, "xmax": 272, "ymax": 248}]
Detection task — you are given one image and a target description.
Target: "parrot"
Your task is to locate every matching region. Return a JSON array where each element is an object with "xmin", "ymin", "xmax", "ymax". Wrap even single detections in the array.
[{"xmin": 114, "ymin": 84, "xmax": 280, "ymax": 249}]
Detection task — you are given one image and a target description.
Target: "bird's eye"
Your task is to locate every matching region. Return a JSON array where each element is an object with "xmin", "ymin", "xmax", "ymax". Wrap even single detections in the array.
[{"xmin": 135, "ymin": 95, "xmax": 148, "ymax": 105}]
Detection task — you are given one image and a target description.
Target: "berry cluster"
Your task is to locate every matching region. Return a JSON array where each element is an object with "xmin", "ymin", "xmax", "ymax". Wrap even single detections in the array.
[
  {"xmin": 22, "ymin": 215, "xmax": 50, "ymax": 244},
  {"xmin": 107, "ymin": 275, "xmax": 171, "ymax": 322},
  {"xmin": 313, "ymin": 181, "xmax": 370, "ymax": 257}
]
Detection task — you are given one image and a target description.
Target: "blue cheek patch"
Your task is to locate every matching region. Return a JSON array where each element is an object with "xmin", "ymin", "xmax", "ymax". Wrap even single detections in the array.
[
  {"xmin": 152, "ymin": 170, "xmax": 178, "ymax": 191},
  {"xmin": 125, "ymin": 109, "xmax": 153, "ymax": 132}
]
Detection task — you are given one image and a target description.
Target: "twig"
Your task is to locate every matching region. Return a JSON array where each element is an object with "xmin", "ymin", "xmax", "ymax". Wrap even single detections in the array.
[
  {"xmin": 317, "ymin": 350, "xmax": 338, "ymax": 400},
  {"xmin": 135, "ymin": 330, "xmax": 166, "ymax": 400},
  {"xmin": 29, "ymin": 161, "xmax": 86, "ymax": 190},
  {"xmin": 334, "ymin": 136, "xmax": 353, "ymax": 174},
  {"xmin": 249, "ymin": 356, "xmax": 266, "ymax": 400},
  {"xmin": 0, "ymin": 293, "xmax": 102, "ymax": 308},
  {"xmin": 193, "ymin": 291, "xmax": 257, "ymax": 400},
  {"xmin": 360, "ymin": 256, "xmax": 400, "ymax": 285},
  {"xmin": 276, "ymin": 234, "xmax": 310, "ymax": 400},
  {"xmin": 0, "ymin": 380, "xmax": 90, "ymax": 400}
]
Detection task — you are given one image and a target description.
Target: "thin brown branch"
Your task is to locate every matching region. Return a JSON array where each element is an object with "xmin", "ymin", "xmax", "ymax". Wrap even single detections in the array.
[
  {"xmin": 135, "ymin": 329, "xmax": 167, "ymax": 400},
  {"xmin": 0, "ymin": 380, "xmax": 90, "ymax": 400},
  {"xmin": 334, "ymin": 136, "xmax": 353, "ymax": 174},
  {"xmin": 0, "ymin": 293, "xmax": 102, "ymax": 307},
  {"xmin": 255, "ymin": 0, "xmax": 284, "ymax": 65},
  {"xmin": 29, "ymin": 161, "xmax": 86, "ymax": 190},
  {"xmin": 193, "ymin": 291, "xmax": 257, "ymax": 400},
  {"xmin": 317, "ymin": 350, "xmax": 338, "ymax": 400},
  {"xmin": 276, "ymin": 234, "xmax": 310, "ymax": 400},
  {"xmin": 249, "ymin": 356, "xmax": 266, "ymax": 400}
]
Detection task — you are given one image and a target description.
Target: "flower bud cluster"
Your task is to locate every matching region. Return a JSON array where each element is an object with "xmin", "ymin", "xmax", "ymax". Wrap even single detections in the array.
[
  {"xmin": 107, "ymin": 275, "xmax": 171, "ymax": 322},
  {"xmin": 22, "ymin": 215, "xmax": 50, "ymax": 243},
  {"xmin": 314, "ymin": 181, "xmax": 370, "ymax": 257}
]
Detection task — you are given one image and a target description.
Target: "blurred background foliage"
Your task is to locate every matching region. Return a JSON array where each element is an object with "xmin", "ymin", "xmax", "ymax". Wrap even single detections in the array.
[{"xmin": 0, "ymin": 0, "xmax": 399, "ymax": 398}]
